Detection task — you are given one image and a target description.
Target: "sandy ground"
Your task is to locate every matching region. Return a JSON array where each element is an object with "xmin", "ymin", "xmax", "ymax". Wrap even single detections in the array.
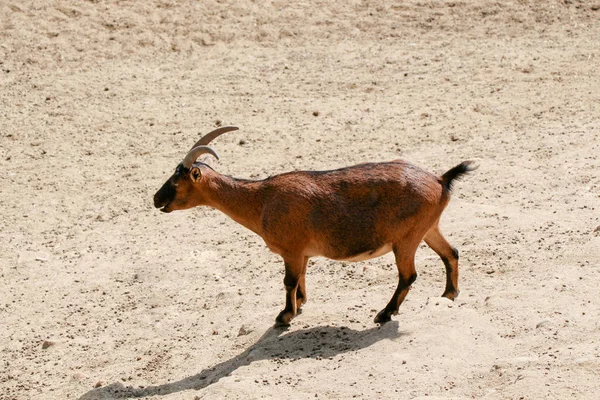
[{"xmin": 1, "ymin": 1, "xmax": 599, "ymax": 399}]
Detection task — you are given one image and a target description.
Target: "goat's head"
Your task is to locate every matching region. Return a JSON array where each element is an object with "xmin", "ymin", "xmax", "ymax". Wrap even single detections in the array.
[{"xmin": 153, "ymin": 126, "xmax": 238, "ymax": 213}]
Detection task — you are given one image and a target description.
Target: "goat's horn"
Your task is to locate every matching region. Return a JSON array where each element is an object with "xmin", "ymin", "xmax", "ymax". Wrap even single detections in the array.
[
  {"xmin": 190, "ymin": 126, "xmax": 239, "ymax": 150},
  {"xmin": 182, "ymin": 146, "xmax": 220, "ymax": 168}
]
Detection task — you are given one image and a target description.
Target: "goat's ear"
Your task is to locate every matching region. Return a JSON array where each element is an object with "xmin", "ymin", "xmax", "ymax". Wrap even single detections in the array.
[
  {"xmin": 190, "ymin": 167, "xmax": 202, "ymax": 182},
  {"xmin": 198, "ymin": 154, "xmax": 217, "ymax": 166}
]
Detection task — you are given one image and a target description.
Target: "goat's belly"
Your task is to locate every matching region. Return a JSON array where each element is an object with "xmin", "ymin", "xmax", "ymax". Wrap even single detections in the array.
[{"xmin": 336, "ymin": 243, "xmax": 393, "ymax": 262}]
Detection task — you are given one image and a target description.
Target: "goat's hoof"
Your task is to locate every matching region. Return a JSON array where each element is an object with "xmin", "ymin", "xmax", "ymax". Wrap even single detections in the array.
[
  {"xmin": 275, "ymin": 310, "xmax": 295, "ymax": 327},
  {"xmin": 273, "ymin": 320, "xmax": 290, "ymax": 330},
  {"xmin": 373, "ymin": 310, "xmax": 392, "ymax": 324},
  {"xmin": 442, "ymin": 290, "xmax": 460, "ymax": 301}
]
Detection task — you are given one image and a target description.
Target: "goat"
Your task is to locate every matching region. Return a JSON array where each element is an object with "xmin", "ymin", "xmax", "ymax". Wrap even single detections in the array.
[{"xmin": 154, "ymin": 126, "xmax": 476, "ymax": 326}]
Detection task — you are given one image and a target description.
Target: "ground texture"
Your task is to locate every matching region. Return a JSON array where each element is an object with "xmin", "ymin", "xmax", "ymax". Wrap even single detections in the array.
[{"xmin": 1, "ymin": 1, "xmax": 599, "ymax": 399}]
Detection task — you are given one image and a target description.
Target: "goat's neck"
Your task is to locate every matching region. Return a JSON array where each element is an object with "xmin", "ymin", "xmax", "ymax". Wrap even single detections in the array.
[{"xmin": 205, "ymin": 173, "xmax": 265, "ymax": 235}]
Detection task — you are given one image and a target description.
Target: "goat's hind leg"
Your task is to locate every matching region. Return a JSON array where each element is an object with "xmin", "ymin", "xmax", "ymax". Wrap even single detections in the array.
[
  {"xmin": 374, "ymin": 244, "xmax": 418, "ymax": 324},
  {"xmin": 424, "ymin": 224, "xmax": 460, "ymax": 300}
]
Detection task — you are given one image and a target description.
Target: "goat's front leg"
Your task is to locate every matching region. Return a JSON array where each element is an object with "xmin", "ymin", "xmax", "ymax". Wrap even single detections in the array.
[
  {"xmin": 295, "ymin": 256, "xmax": 309, "ymax": 311},
  {"xmin": 275, "ymin": 256, "xmax": 307, "ymax": 327}
]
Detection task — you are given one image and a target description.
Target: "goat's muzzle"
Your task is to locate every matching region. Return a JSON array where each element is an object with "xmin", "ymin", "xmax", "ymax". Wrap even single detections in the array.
[{"xmin": 154, "ymin": 181, "xmax": 176, "ymax": 213}]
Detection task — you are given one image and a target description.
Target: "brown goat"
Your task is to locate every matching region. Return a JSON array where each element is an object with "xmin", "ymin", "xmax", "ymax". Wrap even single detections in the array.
[{"xmin": 154, "ymin": 127, "xmax": 476, "ymax": 326}]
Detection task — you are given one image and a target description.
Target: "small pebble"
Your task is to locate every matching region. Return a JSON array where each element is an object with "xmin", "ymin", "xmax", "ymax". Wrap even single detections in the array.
[
  {"xmin": 536, "ymin": 319, "xmax": 551, "ymax": 329},
  {"xmin": 73, "ymin": 372, "xmax": 86, "ymax": 381},
  {"xmin": 94, "ymin": 381, "xmax": 104, "ymax": 388},
  {"xmin": 238, "ymin": 326, "xmax": 252, "ymax": 337},
  {"xmin": 41, "ymin": 340, "xmax": 55, "ymax": 349}
]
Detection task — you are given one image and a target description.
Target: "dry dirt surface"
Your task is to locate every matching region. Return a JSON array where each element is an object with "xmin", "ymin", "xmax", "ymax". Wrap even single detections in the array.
[{"xmin": 1, "ymin": 1, "xmax": 599, "ymax": 399}]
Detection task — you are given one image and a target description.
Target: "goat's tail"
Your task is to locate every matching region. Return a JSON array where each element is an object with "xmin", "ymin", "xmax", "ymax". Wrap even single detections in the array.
[{"xmin": 441, "ymin": 161, "xmax": 478, "ymax": 191}]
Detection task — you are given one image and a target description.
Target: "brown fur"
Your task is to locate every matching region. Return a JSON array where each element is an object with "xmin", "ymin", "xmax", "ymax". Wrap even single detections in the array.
[{"xmin": 154, "ymin": 159, "xmax": 474, "ymax": 326}]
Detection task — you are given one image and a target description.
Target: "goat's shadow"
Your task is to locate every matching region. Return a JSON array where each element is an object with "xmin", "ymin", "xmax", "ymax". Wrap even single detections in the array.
[{"xmin": 78, "ymin": 321, "xmax": 402, "ymax": 399}]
